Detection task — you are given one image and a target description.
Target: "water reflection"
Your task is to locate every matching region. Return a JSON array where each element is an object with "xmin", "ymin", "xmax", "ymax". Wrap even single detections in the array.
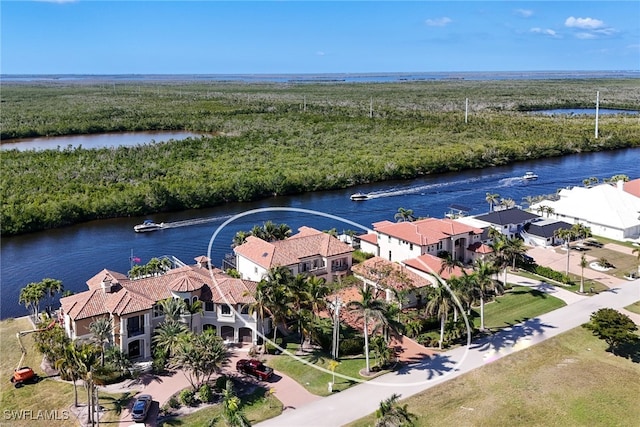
[{"xmin": 0, "ymin": 131, "xmax": 207, "ymax": 151}]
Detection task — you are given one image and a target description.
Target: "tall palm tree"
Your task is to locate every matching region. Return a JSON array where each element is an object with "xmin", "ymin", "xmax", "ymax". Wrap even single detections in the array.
[
  {"xmin": 55, "ymin": 342, "xmax": 81, "ymax": 407},
  {"xmin": 41, "ymin": 278, "xmax": 63, "ymax": 314},
  {"xmin": 75, "ymin": 342, "xmax": 101, "ymax": 425},
  {"xmin": 472, "ymin": 259, "xmax": 496, "ymax": 331},
  {"xmin": 579, "ymin": 253, "xmax": 588, "ymax": 294},
  {"xmin": 184, "ymin": 299, "xmax": 204, "ymax": 331},
  {"xmin": 554, "ymin": 227, "xmax": 575, "ymax": 276},
  {"xmin": 264, "ymin": 266, "xmax": 294, "ymax": 341},
  {"xmin": 19, "ymin": 281, "xmax": 46, "ymax": 321},
  {"xmin": 347, "ymin": 286, "xmax": 390, "ymax": 375},
  {"xmin": 245, "ymin": 280, "xmax": 273, "ymax": 351},
  {"xmin": 375, "ymin": 393, "xmax": 417, "ymax": 427},
  {"xmin": 305, "ymin": 275, "xmax": 329, "ymax": 316},
  {"xmin": 89, "ymin": 316, "xmax": 113, "ymax": 366},
  {"xmin": 438, "ymin": 252, "xmax": 463, "ymax": 275},
  {"xmin": 504, "ymin": 237, "xmax": 527, "ymax": 271},
  {"xmin": 425, "ymin": 283, "xmax": 453, "ymax": 350},
  {"xmin": 485, "ymin": 192, "xmax": 500, "ymax": 212}
]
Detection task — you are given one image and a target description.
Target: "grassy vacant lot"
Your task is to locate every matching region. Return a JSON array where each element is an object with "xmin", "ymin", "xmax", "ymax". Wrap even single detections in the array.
[
  {"xmin": 555, "ymin": 243, "xmax": 640, "ymax": 281},
  {"xmin": 347, "ymin": 326, "xmax": 640, "ymax": 427},
  {"xmin": 474, "ymin": 286, "xmax": 566, "ymax": 330},
  {"xmin": 0, "ymin": 317, "xmax": 125, "ymax": 426}
]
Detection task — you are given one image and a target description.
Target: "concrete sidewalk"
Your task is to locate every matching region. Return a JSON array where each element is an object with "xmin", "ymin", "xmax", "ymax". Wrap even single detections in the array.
[{"xmin": 505, "ymin": 272, "xmax": 588, "ymax": 305}]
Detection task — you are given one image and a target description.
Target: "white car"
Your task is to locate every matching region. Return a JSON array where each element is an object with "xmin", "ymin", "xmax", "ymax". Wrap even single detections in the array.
[{"xmin": 131, "ymin": 394, "xmax": 153, "ymax": 422}]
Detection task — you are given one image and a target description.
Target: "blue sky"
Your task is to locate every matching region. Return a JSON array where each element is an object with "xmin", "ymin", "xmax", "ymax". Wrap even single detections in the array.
[{"xmin": 2, "ymin": 1, "xmax": 639, "ymax": 74}]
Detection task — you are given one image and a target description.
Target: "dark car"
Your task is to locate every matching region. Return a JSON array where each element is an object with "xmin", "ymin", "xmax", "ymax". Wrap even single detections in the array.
[
  {"xmin": 236, "ymin": 359, "xmax": 274, "ymax": 381},
  {"xmin": 132, "ymin": 394, "xmax": 152, "ymax": 422}
]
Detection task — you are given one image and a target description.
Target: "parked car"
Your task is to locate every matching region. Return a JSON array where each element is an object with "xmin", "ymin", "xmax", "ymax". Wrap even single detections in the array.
[
  {"xmin": 236, "ymin": 359, "xmax": 274, "ymax": 381},
  {"xmin": 131, "ymin": 394, "xmax": 152, "ymax": 422}
]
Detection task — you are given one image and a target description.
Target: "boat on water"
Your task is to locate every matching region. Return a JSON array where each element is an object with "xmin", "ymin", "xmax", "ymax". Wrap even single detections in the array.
[
  {"xmin": 522, "ymin": 171, "xmax": 538, "ymax": 180},
  {"xmin": 350, "ymin": 193, "xmax": 369, "ymax": 201},
  {"xmin": 134, "ymin": 220, "xmax": 164, "ymax": 233}
]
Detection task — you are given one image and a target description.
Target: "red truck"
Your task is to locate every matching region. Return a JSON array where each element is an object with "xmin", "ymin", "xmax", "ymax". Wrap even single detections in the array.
[{"xmin": 236, "ymin": 359, "xmax": 274, "ymax": 381}]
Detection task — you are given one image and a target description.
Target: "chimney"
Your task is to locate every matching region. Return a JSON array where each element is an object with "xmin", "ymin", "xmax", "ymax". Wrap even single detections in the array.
[{"xmin": 101, "ymin": 276, "xmax": 114, "ymax": 293}]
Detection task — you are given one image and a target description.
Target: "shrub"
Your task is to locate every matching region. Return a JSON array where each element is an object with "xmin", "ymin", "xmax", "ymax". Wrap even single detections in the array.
[
  {"xmin": 339, "ymin": 337, "xmax": 365, "ymax": 356},
  {"xmin": 167, "ymin": 396, "xmax": 180, "ymax": 409},
  {"xmin": 215, "ymin": 375, "xmax": 229, "ymax": 392},
  {"xmin": 179, "ymin": 389, "xmax": 195, "ymax": 407},
  {"xmin": 92, "ymin": 366, "xmax": 129, "ymax": 385},
  {"xmin": 198, "ymin": 383, "xmax": 213, "ymax": 403}
]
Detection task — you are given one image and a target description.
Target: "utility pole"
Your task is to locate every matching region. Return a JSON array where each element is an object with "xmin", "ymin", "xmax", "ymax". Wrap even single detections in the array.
[
  {"xmin": 331, "ymin": 296, "xmax": 342, "ymax": 359},
  {"xmin": 595, "ymin": 91, "xmax": 600, "ymax": 139}
]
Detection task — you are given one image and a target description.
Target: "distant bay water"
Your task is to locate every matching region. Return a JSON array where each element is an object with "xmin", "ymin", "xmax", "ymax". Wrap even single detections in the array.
[{"xmin": 2, "ymin": 70, "xmax": 639, "ymax": 83}]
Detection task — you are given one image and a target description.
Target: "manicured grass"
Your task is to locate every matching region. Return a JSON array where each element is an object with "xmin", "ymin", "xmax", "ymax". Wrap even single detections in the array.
[
  {"xmin": 264, "ymin": 343, "xmax": 377, "ymax": 396},
  {"xmin": 625, "ymin": 301, "xmax": 640, "ymax": 315},
  {"xmin": 346, "ymin": 327, "xmax": 640, "ymax": 427},
  {"xmin": 158, "ymin": 388, "xmax": 282, "ymax": 426},
  {"xmin": 0, "ymin": 317, "xmax": 128, "ymax": 426},
  {"xmin": 474, "ymin": 286, "xmax": 566, "ymax": 330},
  {"xmin": 554, "ymin": 244, "xmax": 639, "ymax": 281}
]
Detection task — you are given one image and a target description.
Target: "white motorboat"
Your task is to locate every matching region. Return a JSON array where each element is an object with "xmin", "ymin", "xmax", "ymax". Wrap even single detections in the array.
[
  {"xmin": 134, "ymin": 220, "xmax": 164, "ymax": 232},
  {"xmin": 350, "ymin": 193, "xmax": 370, "ymax": 201},
  {"xmin": 522, "ymin": 171, "xmax": 538, "ymax": 180},
  {"xmin": 350, "ymin": 193, "xmax": 369, "ymax": 201}
]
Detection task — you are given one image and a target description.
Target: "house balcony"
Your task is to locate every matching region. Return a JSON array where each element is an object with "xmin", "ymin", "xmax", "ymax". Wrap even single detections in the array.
[
  {"xmin": 127, "ymin": 327, "xmax": 145, "ymax": 337},
  {"xmin": 331, "ymin": 264, "xmax": 349, "ymax": 272}
]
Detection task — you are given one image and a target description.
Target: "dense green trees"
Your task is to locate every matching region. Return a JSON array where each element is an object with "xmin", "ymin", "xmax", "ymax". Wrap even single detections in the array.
[{"xmin": 2, "ymin": 79, "xmax": 639, "ymax": 236}]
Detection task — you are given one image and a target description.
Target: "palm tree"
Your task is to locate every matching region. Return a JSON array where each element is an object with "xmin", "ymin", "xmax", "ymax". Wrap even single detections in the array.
[
  {"xmin": 158, "ymin": 297, "xmax": 185, "ymax": 323},
  {"xmin": 375, "ymin": 393, "xmax": 417, "ymax": 427},
  {"xmin": 472, "ymin": 259, "xmax": 496, "ymax": 331},
  {"xmin": 554, "ymin": 227, "xmax": 575, "ymax": 276},
  {"xmin": 264, "ymin": 266, "xmax": 294, "ymax": 341},
  {"xmin": 438, "ymin": 252, "xmax": 463, "ymax": 276},
  {"xmin": 579, "ymin": 254, "xmax": 588, "ymax": 294},
  {"xmin": 55, "ymin": 342, "xmax": 81, "ymax": 407},
  {"xmin": 499, "ymin": 198, "xmax": 516, "ymax": 209},
  {"xmin": 184, "ymin": 299, "xmax": 204, "ymax": 331},
  {"xmin": 41, "ymin": 278, "xmax": 63, "ymax": 314},
  {"xmin": 232, "ymin": 230, "xmax": 252, "ymax": 247},
  {"xmin": 347, "ymin": 286, "xmax": 390, "ymax": 375},
  {"xmin": 394, "ymin": 207, "xmax": 415, "ymax": 222},
  {"xmin": 245, "ymin": 280, "xmax": 273, "ymax": 352},
  {"xmin": 89, "ymin": 317, "xmax": 113, "ymax": 366},
  {"xmin": 485, "ymin": 192, "xmax": 500, "ymax": 212},
  {"xmin": 504, "ymin": 237, "xmax": 527, "ymax": 271},
  {"xmin": 153, "ymin": 320, "xmax": 189, "ymax": 358},
  {"xmin": 305, "ymin": 275, "xmax": 329, "ymax": 316},
  {"xmin": 19, "ymin": 281, "xmax": 46, "ymax": 321},
  {"xmin": 425, "ymin": 283, "xmax": 453, "ymax": 349},
  {"xmin": 75, "ymin": 342, "xmax": 101, "ymax": 425},
  {"xmin": 221, "ymin": 379, "xmax": 251, "ymax": 427}
]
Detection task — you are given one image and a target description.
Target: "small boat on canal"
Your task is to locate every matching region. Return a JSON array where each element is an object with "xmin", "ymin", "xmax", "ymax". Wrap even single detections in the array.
[
  {"xmin": 134, "ymin": 220, "xmax": 164, "ymax": 233},
  {"xmin": 350, "ymin": 193, "xmax": 370, "ymax": 201},
  {"xmin": 522, "ymin": 171, "xmax": 538, "ymax": 180}
]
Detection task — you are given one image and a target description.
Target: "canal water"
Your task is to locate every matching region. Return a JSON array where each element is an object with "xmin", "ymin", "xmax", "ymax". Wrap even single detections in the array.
[{"xmin": 1, "ymin": 147, "xmax": 639, "ymax": 319}]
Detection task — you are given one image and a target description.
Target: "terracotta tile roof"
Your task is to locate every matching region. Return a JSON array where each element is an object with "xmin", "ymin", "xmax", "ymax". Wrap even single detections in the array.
[
  {"xmin": 373, "ymin": 218, "xmax": 483, "ymax": 246},
  {"xmin": 623, "ymin": 178, "xmax": 640, "ymax": 198},
  {"xmin": 352, "ymin": 256, "xmax": 430, "ymax": 290},
  {"xmin": 467, "ymin": 242, "xmax": 494, "ymax": 254},
  {"xmin": 358, "ymin": 233, "xmax": 378, "ymax": 244},
  {"xmin": 85, "ymin": 269, "xmax": 128, "ymax": 290},
  {"xmin": 234, "ymin": 227, "xmax": 353, "ymax": 269},
  {"xmin": 402, "ymin": 253, "xmax": 472, "ymax": 281},
  {"xmin": 61, "ymin": 263, "xmax": 257, "ymax": 321}
]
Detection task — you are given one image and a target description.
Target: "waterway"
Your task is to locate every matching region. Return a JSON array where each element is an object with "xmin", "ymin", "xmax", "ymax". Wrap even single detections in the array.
[{"xmin": 1, "ymin": 148, "xmax": 639, "ymax": 319}]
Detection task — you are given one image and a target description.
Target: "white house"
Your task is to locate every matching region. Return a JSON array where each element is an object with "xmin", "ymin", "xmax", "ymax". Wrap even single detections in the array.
[
  {"xmin": 233, "ymin": 226, "xmax": 354, "ymax": 283},
  {"xmin": 530, "ymin": 181, "xmax": 640, "ymax": 242},
  {"xmin": 358, "ymin": 218, "xmax": 484, "ymax": 264}
]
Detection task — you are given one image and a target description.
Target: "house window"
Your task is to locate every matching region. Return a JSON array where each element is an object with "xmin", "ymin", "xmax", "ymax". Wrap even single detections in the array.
[
  {"xmin": 221, "ymin": 305, "xmax": 232, "ymax": 315},
  {"xmin": 192, "ymin": 296, "xmax": 198, "ymax": 305},
  {"xmin": 126, "ymin": 315, "xmax": 144, "ymax": 336},
  {"xmin": 409, "ymin": 243, "xmax": 414, "ymax": 250},
  {"xmin": 153, "ymin": 304, "xmax": 164, "ymax": 318},
  {"xmin": 388, "ymin": 251, "xmax": 392, "ymax": 261},
  {"xmin": 240, "ymin": 304, "xmax": 249, "ymax": 314},
  {"xmin": 205, "ymin": 301, "xmax": 214, "ymax": 312}
]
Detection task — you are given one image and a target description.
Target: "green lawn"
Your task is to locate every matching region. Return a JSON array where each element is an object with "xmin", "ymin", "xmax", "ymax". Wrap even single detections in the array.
[
  {"xmin": 264, "ymin": 343, "xmax": 377, "ymax": 396},
  {"xmin": 346, "ymin": 327, "xmax": 640, "ymax": 427},
  {"xmin": 0, "ymin": 317, "xmax": 126, "ymax": 426},
  {"xmin": 474, "ymin": 286, "xmax": 566, "ymax": 330},
  {"xmin": 625, "ymin": 301, "xmax": 640, "ymax": 315}
]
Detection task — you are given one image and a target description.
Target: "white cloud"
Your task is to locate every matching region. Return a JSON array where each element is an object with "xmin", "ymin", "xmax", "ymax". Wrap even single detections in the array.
[
  {"xmin": 575, "ymin": 32, "xmax": 597, "ymax": 40},
  {"xmin": 565, "ymin": 16, "xmax": 605, "ymax": 30},
  {"xmin": 316, "ymin": 51, "xmax": 326, "ymax": 57},
  {"xmin": 515, "ymin": 9, "xmax": 533, "ymax": 18},
  {"xmin": 530, "ymin": 27, "xmax": 558, "ymax": 38},
  {"xmin": 425, "ymin": 17, "xmax": 452, "ymax": 27}
]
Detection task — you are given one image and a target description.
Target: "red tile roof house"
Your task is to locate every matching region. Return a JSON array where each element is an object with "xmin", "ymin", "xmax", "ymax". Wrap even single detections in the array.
[
  {"xmin": 59, "ymin": 257, "xmax": 267, "ymax": 359},
  {"xmin": 351, "ymin": 256, "xmax": 434, "ymax": 309},
  {"xmin": 233, "ymin": 226, "xmax": 354, "ymax": 282},
  {"xmin": 358, "ymin": 218, "xmax": 485, "ymax": 265}
]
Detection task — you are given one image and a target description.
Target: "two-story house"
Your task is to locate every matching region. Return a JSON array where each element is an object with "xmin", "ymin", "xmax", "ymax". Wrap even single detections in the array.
[
  {"xmin": 473, "ymin": 208, "xmax": 540, "ymax": 240},
  {"xmin": 358, "ymin": 218, "xmax": 484, "ymax": 264},
  {"xmin": 233, "ymin": 226, "xmax": 354, "ymax": 282},
  {"xmin": 59, "ymin": 257, "xmax": 266, "ymax": 359}
]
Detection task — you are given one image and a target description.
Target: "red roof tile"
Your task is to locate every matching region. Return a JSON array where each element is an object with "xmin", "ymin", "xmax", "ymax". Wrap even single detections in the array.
[
  {"xmin": 352, "ymin": 257, "xmax": 431, "ymax": 290},
  {"xmin": 402, "ymin": 253, "xmax": 472, "ymax": 280},
  {"xmin": 373, "ymin": 218, "xmax": 483, "ymax": 246}
]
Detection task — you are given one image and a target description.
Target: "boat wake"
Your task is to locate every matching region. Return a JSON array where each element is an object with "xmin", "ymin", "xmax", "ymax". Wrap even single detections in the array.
[
  {"xmin": 365, "ymin": 175, "xmax": 498, "ymax": 199},
  {"xmin": 159, "ymin": 214, "xmax": 233, "ymax": 230}
]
